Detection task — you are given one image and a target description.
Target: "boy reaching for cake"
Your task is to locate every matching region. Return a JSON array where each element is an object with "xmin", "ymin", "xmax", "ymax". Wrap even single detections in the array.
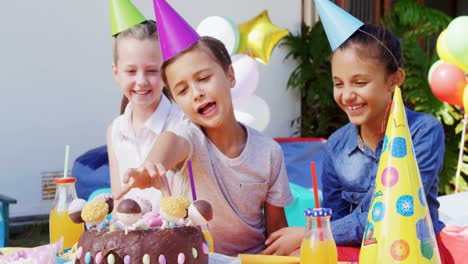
[{"xmin": 116, "ymin": 0, "xmax": 293, "ymax": 256}]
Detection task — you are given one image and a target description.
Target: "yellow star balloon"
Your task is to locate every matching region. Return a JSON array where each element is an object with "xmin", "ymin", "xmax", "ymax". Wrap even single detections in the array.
[{"xmin": 237, "ymin": 10, "xmax": 288, "ymax": 64}]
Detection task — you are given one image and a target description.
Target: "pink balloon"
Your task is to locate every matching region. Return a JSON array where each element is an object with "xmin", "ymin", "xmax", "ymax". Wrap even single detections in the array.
[
  {"xmin": 429, "ymin": 62, "xmax": 467, "ymax": 106},
  {"xmin": 231, "ymin": 54, "xmax": 259, "ymax": 99}
]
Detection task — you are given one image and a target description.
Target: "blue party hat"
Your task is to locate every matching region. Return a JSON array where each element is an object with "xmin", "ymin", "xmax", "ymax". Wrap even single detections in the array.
[{"xmin": 314, "ymin": 0, "xmax": 364, "ymax": 51}]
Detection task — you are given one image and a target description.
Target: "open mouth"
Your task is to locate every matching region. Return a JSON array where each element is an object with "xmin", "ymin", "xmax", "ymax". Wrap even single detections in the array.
[{"xmin": 197, "ymin": 102, "xmax": 217, "ymax": 115}]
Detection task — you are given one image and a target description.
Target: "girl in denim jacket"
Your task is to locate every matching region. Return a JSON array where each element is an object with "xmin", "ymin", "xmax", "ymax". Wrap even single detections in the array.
[{"xmin": 264, "ymin": 24, "xmax": 454, "ymax": 263}]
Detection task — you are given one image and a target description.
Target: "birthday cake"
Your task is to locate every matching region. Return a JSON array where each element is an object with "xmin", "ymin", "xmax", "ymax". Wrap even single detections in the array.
[
  {"xmin": 75, "ymin": 225, "xmax": 208, "ymax": 264},
  {"xmin": 68, "ymin": 196, "xmax": 213, "ymax": 264}
]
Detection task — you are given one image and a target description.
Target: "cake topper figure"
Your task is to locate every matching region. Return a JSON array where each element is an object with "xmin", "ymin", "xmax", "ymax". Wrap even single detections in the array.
[
  {"xmin": 81, "ymin": 199, "xmax": 111, "ymax": 231},
  {"xmin": 68, "ymin": 198, "xmax": 87, "ymax": 224},
  {"xmin": 110, "ymin": 0, "xmax": 146, "ymax": 36},
  {"xmin": 359, "ymin": 88, "xmax": 441, "ymax": 263},
  {"xmin": 116, "ymin": 199, "xmax": 142, "ymax": 234},
  {"xmin": 159, "ymin": 196, "xmax": 190, "ymax": 228},
  {"xmin": 314, "ymin": 0, "xmax": 364, "ymax": 51},
  {"xmin": 187, "ymin": 200, "xmax": 213, "ymax": 226},
  {"xmin": 188, "ymin": 200, "xmax": 215, "ymax": 252}
]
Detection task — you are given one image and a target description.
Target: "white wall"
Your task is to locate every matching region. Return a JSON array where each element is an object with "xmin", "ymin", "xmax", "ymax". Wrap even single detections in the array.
[{"xmin": 0, "ymin": 0, "xmax": 301, "ymax": 217}]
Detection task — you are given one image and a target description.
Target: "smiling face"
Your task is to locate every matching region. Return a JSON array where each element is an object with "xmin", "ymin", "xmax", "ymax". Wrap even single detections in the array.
[
  {"xmin": 113, "ymin": 38, "xmax": 163, "ymax": 111},
  {"xmin": 331, "ymin": 46, "xmax": 399, "ymax": 130},
  {"xmin": 164, "ymin": 44, "xmax": 236, "ymax": 129}
]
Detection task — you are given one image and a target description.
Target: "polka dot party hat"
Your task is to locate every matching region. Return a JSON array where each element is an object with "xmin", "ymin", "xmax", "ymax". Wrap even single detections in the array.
[{"xmin": 359, "ymin": 87, "xmax": 441, "ymax": 263}]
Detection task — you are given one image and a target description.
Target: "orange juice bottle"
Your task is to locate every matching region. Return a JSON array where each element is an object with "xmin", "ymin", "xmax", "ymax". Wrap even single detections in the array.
[
  {"xmin": 49, "ymin": 177, "xmax": 84, "ymax": 249},
  {"xmin": 300, "ymin": 208, "xmax": 337, "ymax": 264},
  {"xmin": 201, "ymin": 224, "xmax": 215, "ymax": 253}
]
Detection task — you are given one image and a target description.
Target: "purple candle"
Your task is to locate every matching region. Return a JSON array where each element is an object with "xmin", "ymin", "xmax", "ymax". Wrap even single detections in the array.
[{"xmin": 187, "ymin": 160, "xmax": 197, "ymax": 201}]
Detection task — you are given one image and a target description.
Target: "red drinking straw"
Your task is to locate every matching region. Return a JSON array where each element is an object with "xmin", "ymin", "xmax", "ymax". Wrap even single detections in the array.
[
  {"xmin": 310, "ymin": 161, "xmax": 323, "ymax": 240},
  {"xmin": 187, "ymin": 160, "xmax": 197, "ymax": 201},
  {"xmin": 310, "ymin": 161, "xmax": 320, "ymax": 208}
]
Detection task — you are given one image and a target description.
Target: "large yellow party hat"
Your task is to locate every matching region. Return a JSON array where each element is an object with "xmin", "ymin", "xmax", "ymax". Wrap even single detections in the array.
[{"xmin": 359, "ymin": 87, "xmax": 441, "ymax": 263}]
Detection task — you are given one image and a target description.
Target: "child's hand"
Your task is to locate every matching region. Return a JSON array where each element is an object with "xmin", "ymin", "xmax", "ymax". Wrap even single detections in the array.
[
  {"xmin": 262, "ymin": 227, "xmax": 304, "ymax": 256},
  {"xmin": 115, "ymin": 162, "xmax": 171, "ymax": 200}
]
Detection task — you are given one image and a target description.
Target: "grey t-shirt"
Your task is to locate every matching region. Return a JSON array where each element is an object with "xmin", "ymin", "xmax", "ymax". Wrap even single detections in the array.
[{"xmin": 175, "ymin": 121, "xmax": 294, "ymax": 256}]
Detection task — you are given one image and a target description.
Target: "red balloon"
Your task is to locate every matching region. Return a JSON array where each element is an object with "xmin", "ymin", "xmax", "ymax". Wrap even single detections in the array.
[{"xmin": 430, "ymin": 62, "xmax": 467, "ymax": 106}]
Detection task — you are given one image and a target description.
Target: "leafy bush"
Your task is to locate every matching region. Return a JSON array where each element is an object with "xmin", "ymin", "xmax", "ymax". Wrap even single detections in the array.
[{"xmin": 283, "ymin": 22, "xmax": 347, "ymax": 138}]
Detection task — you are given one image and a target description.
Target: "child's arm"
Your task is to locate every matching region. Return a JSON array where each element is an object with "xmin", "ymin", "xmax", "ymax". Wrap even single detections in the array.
[
  {"xmin": 108, "ymin": 125, "xmax": 134, "ymax": 216},
  {"xmin": 262, "ymin": 226, "xmax": 304, "ymax": 256},
  {"xmin": 262, "ymin": 142, "xmax": 296, "ymax": 254},
  {"xmin": 264, "ymin": 203, "xmax": 288, "ymax": 237},
  {"xmin": 107, "ymin": 126, "xmax": 121, "ymax": 206},
  {"xmin": 115, "ymin": 131, "xmax": 190, "ymax": 199},
  {"xmin": 322, "ymin": 148, "xmax": 370, "ymax": 245}
]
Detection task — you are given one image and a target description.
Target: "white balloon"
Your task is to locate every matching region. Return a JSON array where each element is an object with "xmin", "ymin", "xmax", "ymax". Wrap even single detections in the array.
[
  {"xmin": 233, "ymin": 95, "xmax": 271, "ymax": 131},
  {"xmin": 234, "ymin": 110, "xmax": 256, "ymax": 125},
  {"xmin": 196, "ymin": 16, "xmax": 239, "ymax": 55},
  {"xmin": 231, "ymin": 54, "xmax": 260, "ymax": 100}
]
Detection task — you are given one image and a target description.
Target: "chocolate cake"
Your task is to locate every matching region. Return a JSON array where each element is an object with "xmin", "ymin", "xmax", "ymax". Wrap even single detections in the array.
[{"xmin": 74, "ymin": 225, "xmax": 208, "ymax": 264}]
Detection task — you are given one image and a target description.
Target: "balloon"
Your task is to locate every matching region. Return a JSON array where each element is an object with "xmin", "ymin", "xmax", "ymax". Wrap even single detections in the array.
[
  {"xmin": 463, "ymin": 84, "xmax": 468, "ymax": 110},
  {"xmin": 445, "ymin": 16, "xmax": 468, "ymax": 69},
  {"xmin": 233, "ymin": 95, "xmax": 271, "ymax": 131},
  {"xmin": 196, "ymin": 16, "xmax": 239, "ymax": 55},
  {"xmin": 233, "ymin": 110, "xmax": 256, "ymax": 126},
  {"xmin": 231, "ymin": 54, "xmax": 259, "ymax": 100},
  {"xmin": 427, "ymin": 60, "xmax": 444, "ymax": 84},
  {"xmin": 436, "ymin": 30, "xmax": 467, "ymax": 72},
  {"xmin": 429, "ymin": 62, "xmax": 467, "ymax": 106},
  {"xmin": 237, "ymin": 10, "xmax": 288, "ymax": 64}
]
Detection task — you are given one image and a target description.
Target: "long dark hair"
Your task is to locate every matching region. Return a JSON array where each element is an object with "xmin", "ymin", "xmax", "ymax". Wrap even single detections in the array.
[{"xmin": 336, "ymin": 24, "xmax": 404, "ymax": 76}]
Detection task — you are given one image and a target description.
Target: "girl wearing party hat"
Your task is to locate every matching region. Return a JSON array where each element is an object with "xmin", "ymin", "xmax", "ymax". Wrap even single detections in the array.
[
  {"xmin": 264, "ymin": 1, "xmax": 453, "ymax": 263},
  {"xmin": 116, "ymin": 0, "xmax": 293, "ymax": 256},
  {"xmin": 107, "ymin": 0, "xmax": 188, "ymax": 214}
]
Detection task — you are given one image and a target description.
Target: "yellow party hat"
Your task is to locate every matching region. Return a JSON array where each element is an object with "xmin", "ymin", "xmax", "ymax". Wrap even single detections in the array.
[{"xmin": 359, "ymin": 87, "xmax": 441, "ymax": 263}]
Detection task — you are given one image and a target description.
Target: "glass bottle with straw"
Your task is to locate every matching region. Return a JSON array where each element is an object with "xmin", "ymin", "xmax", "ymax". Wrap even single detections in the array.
[
  {"xmin": 187, "ymin": 160, "xmax": 214, "ymax": 252},
  {"xmin": 49, "ymin": 145, "xmax": 84, "ymax": 249},
  {"xmin": 300, "ymin": 162, "xmax": 337, "ymax": 264}
]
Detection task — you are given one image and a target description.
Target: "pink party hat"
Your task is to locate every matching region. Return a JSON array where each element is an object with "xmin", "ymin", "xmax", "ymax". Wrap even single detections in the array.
[
  {"xmin": 152, "ymin": 0, "xmax": 201, "ymax": 62},
  {"xmin": 314, "ymin": 0, "xmax": 364, "ymax": 51}
]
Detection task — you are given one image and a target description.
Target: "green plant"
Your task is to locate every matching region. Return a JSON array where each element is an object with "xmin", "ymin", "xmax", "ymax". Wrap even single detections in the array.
[
  {"xmin": 383, "ymin": 0, "xmax": 467, "ymax": 194},
  {"xmin": 283, "ymin": 0, "xmax": 467, "ymax": 194},
  {"xmin": 282, "ymin": 22, "xmax": 347, "ymax": 138}
]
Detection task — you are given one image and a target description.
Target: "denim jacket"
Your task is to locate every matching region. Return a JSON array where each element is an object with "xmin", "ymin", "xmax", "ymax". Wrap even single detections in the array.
[{"xmin": 322, "ymin": 107, "xmax": 446, "ymax": 246}]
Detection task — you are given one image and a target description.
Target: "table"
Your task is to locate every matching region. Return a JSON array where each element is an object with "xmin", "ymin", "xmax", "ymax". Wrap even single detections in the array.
[{"xmin": 1, "ymin": 248, "xmax": 357, "ymax": 263}]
